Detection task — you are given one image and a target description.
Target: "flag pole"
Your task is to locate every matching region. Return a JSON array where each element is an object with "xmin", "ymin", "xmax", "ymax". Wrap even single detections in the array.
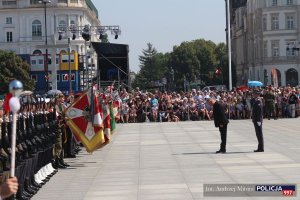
[
  {"xmin": 8, "ymin": 80, "xmax": 23, "ymax": 179},
  {"xmin": 226, "ymin": 0, "xmax": 233, "ymax": 91}
]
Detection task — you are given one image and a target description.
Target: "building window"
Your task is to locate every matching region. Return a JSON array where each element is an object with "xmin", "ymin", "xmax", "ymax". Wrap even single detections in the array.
[
  {"xmin": 33, "ymin": 49, "xmax": 42, "ymax": 55},
  {"xmin": 287, "ymin": 0, "xmax": 293, "ymax": 5},
  {"xmin": 31, "ymin": 75, "xmax": 37, "ymax": 82},
  {"xmin": 57, "ymin": 74, "xmax": 60, "ymax": 81},
  {"xmin": 58, "ymin": 0, "xmax": 67, "ymax": 3},
  {"xmin": 272, "ymin": 0, "xmax": 277, "ymax": 6},
  {"xmin": 6, "ymin": 32, "xmax": 12, "ymax": 42},
  {"xmin": 31, "ymin": 60, "xmax": 37, "ymax": 65},
  {"xmin": 262, "ymin": 16, "xmax": 267, "ymax": 31},
  {"xmin": 70, "ymin": 20, "xmax": 76, "ymax": 27},
  {"xmin": 286, "ymin": 40, "xmax": 296, "ymax": 57},
  {"xmin": 2, "ymin": 1, "xmax": 17, "ymax": 6},
  {"xmin": 287, "ymin": 48, "xmax": 295, "ymax": 57},
  {"xmin": 271, "ymin": 14, "xmax": 279, "ymax": 30},
  {"xmin": 30, "ymin": 0, "xmax": 40, "ymax": 4},
  {"xmin": 58, "ymin": 20, "xmax": 67, "ymax": 32},
  {"xmin": 62, "ymin": 74, "xmax": 75, "ymax": 81},
  {"xmin": 62, "ymin": 74, "xmax": 68, "ymax": 81},
  {"xmin": 61, "ymin": 54, "xmax": 74, "ymax": 63},
  {"xmin": 286, "ymin": 15, "xmax": 295, "ymax": 30},
  {"xmin": 263, "ymin": 41, "xmax": 268, "ymax": 57},
  {"xmin": 271, "ymin": 40, "xmax": 279, "ymax": 57},
  {"xmin": 6, "ymin": 17, "xmax": 12, "ymax": 24},
  {"xmin": 38, "ymin": 59, "xmax": 43, "ymax": 65},
  {"xmin": 70, "ymin": 0, "xmax": 77, "ymax": 3},
  {"xmin": 32, "ymin": 20, "xmax": 42, "ymax": 37}
]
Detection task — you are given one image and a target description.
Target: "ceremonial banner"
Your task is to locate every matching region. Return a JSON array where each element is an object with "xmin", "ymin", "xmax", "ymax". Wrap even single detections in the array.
[
  {"xmin": 110, "ymin": 103, "xmax": 116, "ymax": 132},
  {"xmin": 3, "ymin": 92, "xmax": 12, "ymax": 113},
  {"xmin": 271, "ymin": 68, "xmax": 278, "ymax": 88},
  {"xmin": 113, "ymin": 100, "xmax": 120, "ymax": 122},
  {"xmin": 65, "ymin": 88, "xmax": 105, "ymax": 153},
  {"xmin": 103, "ymin": 104, "xmax": 111, "ymax": 142}
]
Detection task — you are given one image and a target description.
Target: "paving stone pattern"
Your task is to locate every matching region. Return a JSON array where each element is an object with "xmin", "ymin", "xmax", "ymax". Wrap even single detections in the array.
[{"xmin": 32, "ymin": 119, "xmax": 300, "ymax": 200}]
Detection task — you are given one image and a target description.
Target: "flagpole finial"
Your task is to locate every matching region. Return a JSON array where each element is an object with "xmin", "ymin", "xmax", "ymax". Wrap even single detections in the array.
[{"xmin": 9, "ymin": 80, "xmax": 23, "ymax": 97}]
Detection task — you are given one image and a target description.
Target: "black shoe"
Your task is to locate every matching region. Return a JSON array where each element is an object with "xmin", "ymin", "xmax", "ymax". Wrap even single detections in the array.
[
  {"xmin": 31, "ymin": 181, "xmax": 42, "ymax": 189},
  {"xmin": 254, "ymin": 149, "xmax": 264, "ymax": 152},
  {"xmin": 51, "ymin": 159, "xmax": 58, "ymax": 170},
  {"xmin": 24, "ymin": 179, "xmax": 38, "ymax": 195},
  {"xmin": 57, "ymin": 162, "xmax": 67, "ymax": 169},
  {"xmin": 65, "ymin": 154, "xmax": 76, "ymax": 158},
  {"xmin": 59, "ymin": 158, "xmax": 70, "ymax": 167},
  {"xmin": 54, "ymin": 158, "xmax": 67, "ymax": 169},
  {"xmin": 216, "ymin": 150, "xmax": 226, "ymax": 154},
  {"xmin": 22, "ymin": 190, "xmax": 33, "ymax": 198}
]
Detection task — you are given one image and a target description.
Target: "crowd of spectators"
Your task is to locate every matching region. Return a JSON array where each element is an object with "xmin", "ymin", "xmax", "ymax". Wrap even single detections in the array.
[{"xmin": 116, "ymin": 86, "xmax": 300, "ymax": 123}]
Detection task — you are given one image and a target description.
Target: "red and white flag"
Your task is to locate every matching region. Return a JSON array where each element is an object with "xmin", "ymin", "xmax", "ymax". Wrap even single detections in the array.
[
  {"xmin": 65, "ymin": 87, "xmax": 105, "ymax": 153},
  {"xmin": 102, "ymin": 103, "xmax": 111, "ymax": 142}
]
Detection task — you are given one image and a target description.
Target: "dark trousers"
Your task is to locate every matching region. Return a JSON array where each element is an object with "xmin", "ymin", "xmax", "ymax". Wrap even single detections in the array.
[
  {"xmin": 64, "ymin": 126, "xmax": 75, "ymax": 156},
  {"xmin": 219, "ymin": 124, "xmax": 227, "ymax": 151},
  {"xmin": 254, "ymin": 122, "xmax": 264, "ymax": 150},
  {"xmin": 266, "ymin": 103, "xmax": 276, "ymax": 119}
]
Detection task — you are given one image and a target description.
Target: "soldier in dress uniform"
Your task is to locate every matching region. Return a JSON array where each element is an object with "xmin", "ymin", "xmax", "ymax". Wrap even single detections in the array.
[
  {"xmin": 264, "ymin": 86, "xmax": 277, "ymax": 120},
  {"xmin": 54, "ymin": 94, "xmax": 69, "ymax": 168},
  {"xmin": 251, "ymin": 90, "xmax": 264, "ymax": 152}
]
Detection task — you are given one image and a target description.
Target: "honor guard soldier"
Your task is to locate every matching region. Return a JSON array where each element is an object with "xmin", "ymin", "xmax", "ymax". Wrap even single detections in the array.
[
  {"xmin": 54, "ymin": 94, "xmax": 69, "ymax": 168},
  {"xmin": 264, "ymin": 86, "xmax": 277, "ymax": 120}
]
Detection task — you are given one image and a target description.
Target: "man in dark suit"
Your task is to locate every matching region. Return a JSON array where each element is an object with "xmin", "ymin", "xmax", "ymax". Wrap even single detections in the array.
[
  {"xmin": 251, "ymin": 90, "xmax": 264, "ymax": 152},
  {"xmin": 207, "ymin": 98, "xmax": 229, "ymax": 153}
]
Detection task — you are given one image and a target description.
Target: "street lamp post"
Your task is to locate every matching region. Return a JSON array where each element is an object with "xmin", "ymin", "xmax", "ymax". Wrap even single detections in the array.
[
  {"xmin": 68, "ymin": 38, "xmax": 72, "ymax": 95},
  {"xmin": 40, "ymin": 0, "xmax": 51, "ymax": 92}
]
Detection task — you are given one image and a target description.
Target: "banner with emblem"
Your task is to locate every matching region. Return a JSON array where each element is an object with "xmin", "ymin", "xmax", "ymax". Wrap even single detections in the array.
[{"xmin": 65, "ymin": 87, "xmax": 105, "ymax": 153}]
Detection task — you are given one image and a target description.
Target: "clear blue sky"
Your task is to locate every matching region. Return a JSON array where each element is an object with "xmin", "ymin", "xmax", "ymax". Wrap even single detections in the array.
[{"xmin": 93, "ymin": 0, "xmax": 227, "ymax": 73}]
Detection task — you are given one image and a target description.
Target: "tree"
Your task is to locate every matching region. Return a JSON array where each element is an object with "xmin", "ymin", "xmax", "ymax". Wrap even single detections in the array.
[
  {"xmin": 133, "ymin": 43, "xmax": 168, "ymax": 89},
  {"xmin": 133, "ymin": 40, "xmax": 238, "ymax": 91},
  {"xmin": 170, "ymin": 41, "xmax": 201, "ymax": 90},
  {"xmin": 192, "ymin": 39, "xmax": 217, "ymax": 85},
  {"xmin": 100, "ymin": 34, "xmax": 109, "ymax": 43},
  {"xmin": 0, "ymin": 50, "xmax": 35, "ymax": 94},
  {"xmin": 215, "ymin": 43, "xmax": 237, "ymax": 88}
]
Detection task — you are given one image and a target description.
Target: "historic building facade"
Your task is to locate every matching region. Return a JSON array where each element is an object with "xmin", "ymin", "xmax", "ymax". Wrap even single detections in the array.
[
  {"xmin": 231, "ymin": 0, "xmax": 300, "ymax": 87},
  {"xmin": 0, "ymin": 0, "xmax": 100, "ymax": 93}
]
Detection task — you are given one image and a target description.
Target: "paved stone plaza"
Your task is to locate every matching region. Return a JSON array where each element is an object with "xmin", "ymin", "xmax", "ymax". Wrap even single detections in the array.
[{"xmin": 33, "ymin": 119, "xmax": 300, "ymax": 200}]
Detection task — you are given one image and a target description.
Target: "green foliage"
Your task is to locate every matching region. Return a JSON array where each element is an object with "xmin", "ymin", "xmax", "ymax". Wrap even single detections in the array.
[
  {"xmin": 132, "ymin": 43, "xmax": 168, "ymax": 89},
  {"xmin": 0, "ymin": 50, "xmax": 35, "ymax": 94},
  {"xmin": 100, "ymin": 34, "xmax": 109, "ymax": 43},
  {"xmin": 214, "ymin": 43, "xmax": 237, "ymax": 87},
  {"xmin": 134, "ymin": 40, "xmax": 237, "ymax": 91}
]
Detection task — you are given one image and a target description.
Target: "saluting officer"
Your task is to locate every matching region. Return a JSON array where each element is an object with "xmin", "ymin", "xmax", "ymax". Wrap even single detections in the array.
[{"xmin": 251, "ymin": 90, "xmax": 264, "ymax": 152}]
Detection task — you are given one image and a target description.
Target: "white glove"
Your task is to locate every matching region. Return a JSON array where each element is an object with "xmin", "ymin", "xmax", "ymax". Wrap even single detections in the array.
[{"xmin": 257, "ymin": 121, "xmax": 262, "ymax": 126}]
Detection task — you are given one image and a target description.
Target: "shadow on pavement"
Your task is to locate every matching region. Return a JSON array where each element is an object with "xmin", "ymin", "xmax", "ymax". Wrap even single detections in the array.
[{"xmin": 175, "ymin": 151, "xmax": 254, "ymax": 155}]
